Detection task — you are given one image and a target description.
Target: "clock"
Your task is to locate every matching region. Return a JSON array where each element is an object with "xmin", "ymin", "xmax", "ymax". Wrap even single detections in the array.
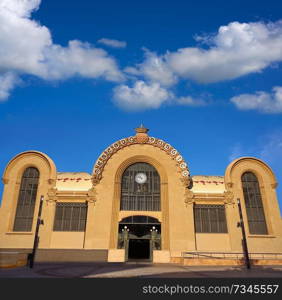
[{"xmin": 135, "ymin": 172, "xmax": 147, "ymax": 184}]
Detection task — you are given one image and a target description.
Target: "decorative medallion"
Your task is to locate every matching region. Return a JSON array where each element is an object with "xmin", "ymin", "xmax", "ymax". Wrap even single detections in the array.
[
  {"xmin": 47, "ymin": 187, "xmax": 58, "ymax": 203},
  {"xmin": 184, "ymin": 190, "xmax": 194, "ymax": 206},
  {"xmin": 86, "ymin": 188, "xmax": 97, "ymax": 204}
]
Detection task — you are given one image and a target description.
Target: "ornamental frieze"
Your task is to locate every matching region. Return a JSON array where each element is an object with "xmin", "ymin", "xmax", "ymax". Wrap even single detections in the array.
[{"xmin": 92, "ymin": 135, "xmax": 191, "ymax": 186}]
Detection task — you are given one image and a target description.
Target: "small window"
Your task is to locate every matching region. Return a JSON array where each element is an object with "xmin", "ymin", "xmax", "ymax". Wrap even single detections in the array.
[
  {"xmin": 13, "ymin": 167, "xmax": 40, "ymax": 231},
  {"xmin": 194, "ymin": 204, "xmax": 228, "ymax": 233},
  {"xmin": 53, "ymin": 202, "xmax": 87, "ymax": 231},
  {"xmin": 241, "ymin": 172, "xmax": 268, "ymax": 234},
  {"xmin": 120, "ymin": 215, "xmax": 160, "ymax": 224}
]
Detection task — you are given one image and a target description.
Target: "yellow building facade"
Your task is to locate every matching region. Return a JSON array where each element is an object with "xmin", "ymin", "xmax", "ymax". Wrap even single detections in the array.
[{"xmin": 1, "ymin": 126, "xmax": 282, "ymax": 267}]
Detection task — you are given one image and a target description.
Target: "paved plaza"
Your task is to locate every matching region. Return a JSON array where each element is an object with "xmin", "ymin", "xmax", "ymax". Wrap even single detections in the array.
[{"xmin": 1, "ymin": 263, "xmax": 282, "ymax": 278}]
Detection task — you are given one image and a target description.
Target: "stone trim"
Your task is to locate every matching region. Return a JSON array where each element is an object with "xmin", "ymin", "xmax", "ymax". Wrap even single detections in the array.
[{"xmin": 92, "ymin": 135, "xmax": 190, "ymax": 186}]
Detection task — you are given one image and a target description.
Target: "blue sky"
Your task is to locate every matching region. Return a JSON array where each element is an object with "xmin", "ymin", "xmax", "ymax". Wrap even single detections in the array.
[{"xmin": 0, "ymin": 0, "xmax": 282, "ymax": 213}]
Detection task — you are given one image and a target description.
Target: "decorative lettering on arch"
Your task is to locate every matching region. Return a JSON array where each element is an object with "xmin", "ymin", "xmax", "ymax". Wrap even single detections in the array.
[{"xmin": 92, "ymin": 136, "xmax": 190, "ymax": 186}]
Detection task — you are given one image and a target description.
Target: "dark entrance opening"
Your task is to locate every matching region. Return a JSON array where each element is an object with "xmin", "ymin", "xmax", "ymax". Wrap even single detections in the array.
[
  {"xmin": 128, "ymin": 239, "xmax": 150, "ymax": 260},
  {"xmin": 118, "ymin": 215, "xmax": 161, "ymax": 262}
]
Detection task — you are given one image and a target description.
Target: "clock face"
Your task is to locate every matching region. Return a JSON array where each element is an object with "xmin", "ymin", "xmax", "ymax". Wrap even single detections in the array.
[{"xmin": 135, "ymin": 172, "xmax": 147, "ymax": 184}]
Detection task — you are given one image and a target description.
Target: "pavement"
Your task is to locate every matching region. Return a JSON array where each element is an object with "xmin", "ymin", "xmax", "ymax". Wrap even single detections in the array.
[{"xmin": 1, "ymin": 262, "xmax": 282, "ymax": 278}]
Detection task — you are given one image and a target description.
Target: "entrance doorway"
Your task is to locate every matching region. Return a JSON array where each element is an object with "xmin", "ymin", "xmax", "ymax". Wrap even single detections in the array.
[
  {"xmin": 128, "ymin": 239, "xmax": 150, "ymax": 260},
  {"xmin": 117, "ymin": 215, "xmax": 161, "ymax": 262}
]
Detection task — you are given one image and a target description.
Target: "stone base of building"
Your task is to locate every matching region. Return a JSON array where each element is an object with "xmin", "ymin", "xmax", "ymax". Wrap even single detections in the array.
[
  {"xmin": 2, "ymin": 249, "xmax": 282, "ymax": 268},
  {"xmin": 153, "ymin": 250, "xmax": 170, "ymax": 263},
  {"xmin": 171, "ymin": 257, "xmax": 282, "ymax": 266},
  {"xmin": 0, "ymin": 248, "xmax": 109, "ymax": 267},
  {"xmin": 0, "ymin": 251, "xmax": 28, "ymax": 268},
  {"xmin": 108, "ymin": 249, "xmax": 125, "ymax": 262},
  {"xmin": 35, "ymin": 249, "xmax": 109, "ymax": 262}
]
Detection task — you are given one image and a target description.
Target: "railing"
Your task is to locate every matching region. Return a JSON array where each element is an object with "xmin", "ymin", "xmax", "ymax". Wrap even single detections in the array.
[{"xmin": 182, "ymin": 252, "xmax": 282, "ymax": 260}]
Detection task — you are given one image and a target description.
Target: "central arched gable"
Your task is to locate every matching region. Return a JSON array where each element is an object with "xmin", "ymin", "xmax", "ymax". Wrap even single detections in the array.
[
  {"xmin": 92, "ymin": 127, "xmax": 191, "ymax": 187},
  {"xmin": 87, "ymin": 127, "xmax": 194, "ymax": 252}
]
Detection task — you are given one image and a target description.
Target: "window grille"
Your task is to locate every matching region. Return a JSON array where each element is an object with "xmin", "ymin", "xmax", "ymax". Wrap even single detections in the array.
[
  {"xmin": 120, "ymin": 163, "xmax": 160, "ymax": 211},
  {"xmin": 53, "ymin": 202, "xmax": 87, "ymax": 231},
  {"xmin": 241, "ymin": 172, "xmax": 268, "ymax": 234},
  {"xmin": 194, "ymin": 204, "xmax": 228, "ymax": 233},
  {"xmin": 13, "ymin": 167, "xmax": 39, "ymax": 231}
]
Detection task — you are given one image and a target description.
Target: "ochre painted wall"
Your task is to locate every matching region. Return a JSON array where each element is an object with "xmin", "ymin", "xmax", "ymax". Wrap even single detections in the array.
[
  {"xmin": 195, "ymin": 234, "xmax": 231, "ymax": 251},
  {"xmin": 50, "ymin": 232, "xmax": 85, "ymax": 249},
  {"xmin": 0, "ymin": 135, "xmax": 282, "ymax": 264}
]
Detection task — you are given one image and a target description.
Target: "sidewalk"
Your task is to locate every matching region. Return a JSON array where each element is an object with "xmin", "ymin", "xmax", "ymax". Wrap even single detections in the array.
[{"xmin": 1, "ymin": 263, "xmax": 282, "ymax": 278}]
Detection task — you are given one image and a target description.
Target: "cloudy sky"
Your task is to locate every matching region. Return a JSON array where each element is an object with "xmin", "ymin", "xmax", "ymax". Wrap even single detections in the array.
[{"xmin": 0, "ymin": 0, "xmax": 282, "ymax": 212}]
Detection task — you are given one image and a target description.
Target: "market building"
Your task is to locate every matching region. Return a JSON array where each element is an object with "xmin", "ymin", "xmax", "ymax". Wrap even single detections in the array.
[{"xmin": 1, "ymin": 126, "xmax": 282, "ymax": 267}]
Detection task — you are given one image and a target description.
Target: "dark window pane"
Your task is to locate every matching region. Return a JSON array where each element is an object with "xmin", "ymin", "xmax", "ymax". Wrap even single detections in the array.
[
  {"xmin": 242, "ymin": 172, "xmax": 268, "ymax": 235},
  {"xmin": 194, "ymin": 205, "xmax": 228, "ymax": 233},
  {"xmin": 13, "ymin": 167, "xmax": 39, "ymax": 231},
  {"xmin": 201, "ymin": 208, "xmax": 209, "ymax": 232},
  {"xmin": 210, "ymin": 208, "xmax": 218, "ymax": 233},
  {"xmin": 120, "ymin": 163, "xmax": 161, "ymax": 211},
  {"xmin": 53, "ymin": 202, "xmax": 88, "ymax": 232},
  {"xmin": 194, "ymin": 207, "xmax": 201, "ymax": 232}
]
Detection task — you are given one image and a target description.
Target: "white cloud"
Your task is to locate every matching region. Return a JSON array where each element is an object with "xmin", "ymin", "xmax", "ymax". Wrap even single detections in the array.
[
  {"xmin": 113, "ymin": 80, "xmax": 172, "ymax": 111},
  {"xmin": 0, "ymin": 72, "xmax": 19, "ymax": 101},
  {"xmin": 125, "ymin": 50, "xmax": 177, "ymax": 87},
  {"xmin": 119, "ymin": 20, "xmax": 282, "ymax": 111},
  {"xmin": 176, "ymin": 96, "xmax": 207, "ymax": 106},
  {"xmin": 1, "ymin": 2, "xmax": 282, "ymax": 110},
  {"xmin": 230, "ymin": 86, "xmax": 282, "ymax": 113},
  {"xmin": 127, "ymin": 21, "xmax": 282, "ymax": 85},
  {"xmin": 0, "ymin": 0, "xmax": 41, "ymax": 18},
  {"xmin": 166, "ymin": 21, "xmax": 282, "ymax": 83},
  {"xmin": 0, "ymin": 0, "xmax": 52, "ymax": 76},
  {"xmin": 97, "ymin": 38, "xmax": 127, "ymax": 48},
  {"xmin": 113, "ymin": 79, "xmax": 206, "ymax": 111},
  {"xmin": 43, "ymin": 41, "xmax": 123, "ymax": 81},
  {"xmin": 0, "ymin": 0, "xmax": 123, "ymax": 99}
]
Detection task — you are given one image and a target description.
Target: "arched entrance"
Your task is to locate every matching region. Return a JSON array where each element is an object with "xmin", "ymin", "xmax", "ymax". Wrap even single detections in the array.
[
  {"xmin": 108, "ymin": 155, "xmax": 170, "ymax": 251},
  {"xmin": 118, "ymin": 216, "xmax": 161, "ymax": 261}
]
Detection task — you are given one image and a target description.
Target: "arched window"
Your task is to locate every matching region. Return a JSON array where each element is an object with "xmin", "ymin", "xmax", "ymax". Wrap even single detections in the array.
[
  {"xmin": 13, "ymin": 167, "xmax": 40, "ymax": 231},
  {"xmin": 241, "ymin": 172, "xmax": 268, "ymax": 234},
  {"xmin": 120, "ymin": 163, "xmax": 160, "ymax": 211}
]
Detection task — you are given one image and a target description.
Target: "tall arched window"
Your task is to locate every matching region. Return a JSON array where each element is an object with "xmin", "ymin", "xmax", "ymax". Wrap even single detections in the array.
[
  {"xmin": 120, "ymin": 163, "xmax": 160, "ymax": 211},
  {"xmin": 13, "ymin": 167, "xmax": 40, "ymax": 231},
  {"xmin": 241, "ymin": 172, "xmax": 268, "ymax": 235}
]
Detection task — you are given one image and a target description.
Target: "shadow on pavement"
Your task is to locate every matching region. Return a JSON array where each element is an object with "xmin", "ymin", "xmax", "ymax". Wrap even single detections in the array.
[{"xmin": 1, "ymin": 262, "xmax": 282, "ymax": 278}]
